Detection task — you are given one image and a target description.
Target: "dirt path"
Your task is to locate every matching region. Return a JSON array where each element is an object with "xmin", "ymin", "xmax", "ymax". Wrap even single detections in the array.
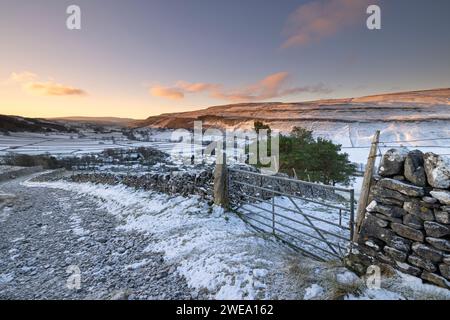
[{"xmin": 0, "ymin": 174, "xmax": 192, "ymax": 300}]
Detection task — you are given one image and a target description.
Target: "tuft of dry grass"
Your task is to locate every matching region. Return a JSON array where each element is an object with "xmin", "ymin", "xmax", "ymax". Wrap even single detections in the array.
[
  {"xmin": 285, "ymin": 256, "xmax": 317, "ymax": 284},
  {"xmin": 323, "ymin": 272, "xmax": 365, "ymax": 300}
]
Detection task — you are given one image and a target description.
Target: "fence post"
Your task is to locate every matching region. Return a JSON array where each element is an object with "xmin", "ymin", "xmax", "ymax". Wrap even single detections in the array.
[
  {"xmin": 272, "ymin": 191, "xmax": 275, "ymax": 234},
  {"xmin": 213, "ymin": 152, "xmax": 229, "ymax": 208},
  {"xmin": 353, "ymin": 130, "xmax": 380, "ymax": 242}
]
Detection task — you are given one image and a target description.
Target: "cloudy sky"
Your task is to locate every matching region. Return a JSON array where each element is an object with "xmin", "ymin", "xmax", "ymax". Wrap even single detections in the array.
[{"xmin": 1, "ymin": 0, "xmax": 449, "ymax": 118}]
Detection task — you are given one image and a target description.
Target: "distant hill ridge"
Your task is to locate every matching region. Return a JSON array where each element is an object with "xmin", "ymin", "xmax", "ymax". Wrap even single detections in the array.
[
  {"xmin": 0, "ymin": 115, "xmax": 75, "ymax": 133},
  {"xmin": 1, "ymin": 88, "xmax": 449, "ymax": 132},
  {"xmin": 134, "ymin": 88, "xmax": 450, "ymax": 130}
]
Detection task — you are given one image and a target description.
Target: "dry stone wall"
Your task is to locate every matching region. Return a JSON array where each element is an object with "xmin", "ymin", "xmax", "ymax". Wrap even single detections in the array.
[
  {"xmin": 69, "ymin": 170, "xmax": 214, "ymax": 200},
  {"xmin": 357, "ymin": 149, "xmax": 450, "ymax": 289},
  {"xmin": 0, "ymin": 166, "xmax": 42, "ymax": 182}
]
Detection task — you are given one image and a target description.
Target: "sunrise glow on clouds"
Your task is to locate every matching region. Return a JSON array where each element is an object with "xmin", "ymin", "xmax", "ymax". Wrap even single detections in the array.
[
  {"xmin": 0, "ymin": 0, "xmax": 449, "ymax": 118},
  {"xmin": 282, "ymin": 0, "xmax": 375, "ymax": 48},
  {"xmin": 7, "ymin": 71, "xmax": 87, "ymax": 97}
]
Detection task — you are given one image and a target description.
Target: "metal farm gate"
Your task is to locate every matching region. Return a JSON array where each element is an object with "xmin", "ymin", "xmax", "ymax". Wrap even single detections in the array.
[{"xmin": 228, "ymin": 168, "xmax": 355, "ymax": 261}]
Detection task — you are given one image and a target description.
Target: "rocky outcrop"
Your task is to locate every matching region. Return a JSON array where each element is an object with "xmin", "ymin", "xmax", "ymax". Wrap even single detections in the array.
[
  {"xmin": 424, "ymin": 153, "xmax": 450, "ymax": 189},
  {"xmin": 404, "ymin": 150, "xmax": 427, "ymax": 187},
  {"xmin": 379, "ymin": 148, "xmax": 409, "ymax": 177},
  {"xmin": 357, "ymin": 150, "xmax": 450, "ymax": 289}
]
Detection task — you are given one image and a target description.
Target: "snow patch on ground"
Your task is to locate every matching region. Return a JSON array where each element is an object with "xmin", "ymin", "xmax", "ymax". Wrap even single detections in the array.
[
  {"xmin": 0, "ymin": 273, "xmax": 14, "ymax": 285},
  {"xmin": 303, "ymin": 284, "xmax": 324, "ymax": 300}
]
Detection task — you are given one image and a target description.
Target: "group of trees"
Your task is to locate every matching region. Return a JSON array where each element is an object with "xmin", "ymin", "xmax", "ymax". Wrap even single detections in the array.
[{"xmin": 253, "ymin": 121, "xmax": 356, "ymax": 186}]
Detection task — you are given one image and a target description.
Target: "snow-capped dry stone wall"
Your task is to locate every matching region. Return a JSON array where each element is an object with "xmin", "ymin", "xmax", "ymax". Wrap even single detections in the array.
[
  {"xmin": 357, "ymin": 149, "xmax": 450, "ymax": 289},
  {"xmin": 67, "ymin": 164, "xmax": 343, "ymax": 207},
  {"xmin": 0, "ymin": 166, "xmax": 42, "ymax": 182},
  {"xmin": 69, "ymin": 170, "xmax": 214, "ymax": 200}
]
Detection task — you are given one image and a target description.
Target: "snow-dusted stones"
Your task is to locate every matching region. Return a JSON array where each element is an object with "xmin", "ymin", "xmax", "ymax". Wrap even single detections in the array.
[
  {"xmin": 424, "ymin": 221, "xmax": 450, "ymax": 238},
  {"xmin": 424, "ymin": 153, "xmax": 450, "ymax": 189},
  {"xmin": 357, "ymin": 148, "xmax": 450, "ymax": 289},
  {"xmin": 403, "ymin": 200, "xmax": 435, "ymax": 221},
  {"xmin": 444, "ymin": 254, "xmax": 450, "ymax": 265},
  {"xmin": 430, "ymin": 190, "xmax": 450, "ymax": 206},
  {"xmin": 404, "ymin": 150, "xmax": 427, "ymax": 187},
  {"xmin": 303, "ymin": 284, "xmax": 324, "ymax": 300},
  {"xmin": 360, "ymin": 218, "xmax": 395, "ymax": 243},
  {"xmin": 435, "ymin": 210, "xmax": 450, "ymax": 224},
  {"xmin": 366, "ymin": 200, "xmax": 405, "ymax": 218},
  {"xmin": 411, "ymin": 243, "xmax": 443, "ymax": 263},
  {"xmin": 439, "ymin": 264, "xmax": 450, "ymax": 280},
  {"xmin": 379, "ymin": 148, "xmax": 409, "ymax": 177},
  {"xmin": 335, "ymin": 270, "xmax": 361, "ymax": 287},
  {"xmin": 426, "ymin": 237, "xmax": 450, "ymax": 252},
  {"xmin": 364, "ymin": 213, "xmax": 389, "ymax": 228},
  {"xmin": 395, "ymin": 261, "xmax": 421, "ymax": 277},
  {"xmin": 364, "ymin": 238, "xmax": 383, "ymax": 251},
  {"xmin": 371, "ymin": 185, "xmax": 409, "ymax": 203},
  {"xmin": 384, "ymin": 246, "xmax": 407, "ymax": 262},
  {"xmin": 391, "ymin": 223, "xmax": 424, "ymax": 242},
  {"xmin": 421, "ymin": 272, "xmax": 450, "ymax": 289},
  {"xmin": 408, "ymin": 255, "xmax": 437, "ymax": 273},
  {"xmin": 403, "ymin": 214, "xmax": 424, "ymax": 230},
  {"xmin": 387, "ymin": 236, "xmax": 411, "ymax": 253},
  {"xmin": 378, "ymin": 178, "xmax": 425, "ymax": 197},
  {"xmin": 422, "ymin": 196, "xmax": 438, "ymax": 205}
]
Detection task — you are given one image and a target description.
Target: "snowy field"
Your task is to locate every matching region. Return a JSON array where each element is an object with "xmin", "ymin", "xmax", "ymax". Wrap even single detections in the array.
[
  {"xmin": 1, "ymin": 121, "xmax": 449, "ymax": 196},
  {"xmin": 0, "ymin": 132, "xmax": 186, "ymax": 157},
  {"xmin": 2, "ymin": 121, "xmax": 449, "ymax": 162},
  {"xmin": 239, "ymin": 196, "xmax": 352, "ymax": 261},
  {"xmin": 299, "ymin": 120, "xmax": 450, "ymax": 163}
]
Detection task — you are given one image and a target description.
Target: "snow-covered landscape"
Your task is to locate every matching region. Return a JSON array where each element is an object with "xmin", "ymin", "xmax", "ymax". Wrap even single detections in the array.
[
  {"xmin": 1, "ymin": 113, "xmax": 449, "ymax": 300},
  {"xmin": 2, "ymin": 84, "xmax": 450, "ymax": 301},
  {"xmin": 2, "ymin": 0, "xmax": 450, "ymax": 308}
]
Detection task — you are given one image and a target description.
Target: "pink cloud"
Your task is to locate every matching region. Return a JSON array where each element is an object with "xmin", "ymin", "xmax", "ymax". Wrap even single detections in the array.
[
  {"xmin": 7, "ymin": 71, "xmax": 86, "ymax": 96},
  {"xmin": 150, "ymin": 72, "xmax": 332, "ymax": 102},
  {"xmin": 150, "ymin": 85, "xmax": 184, "ymax": 100},
  {"xmin": 176, "ymin": 81, "xmax": 219, "ymax": 93},
  {"xmin": 9, "ymin": 71, "xmax": 38, "ymax": 83},
  {"xmin": 25, "ymin": 81, "xmax": 86, "ymax": 96},
  {"xmin": 282, "ymin": 0, "xmax": 373, "ymax": 48},
  {"xmin": 211, "ymin": 72, "xmax": 291, "ymax": 102}
]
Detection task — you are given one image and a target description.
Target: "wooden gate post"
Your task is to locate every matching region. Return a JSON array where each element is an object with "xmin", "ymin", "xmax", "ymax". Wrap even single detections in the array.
[
  {"xmin": 214, "ymin": 152, "xmax": 229, "ymax": 208},
  {"xmin": 353, "ymin": 130, "xmax": 380, "ymax": 242}
]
